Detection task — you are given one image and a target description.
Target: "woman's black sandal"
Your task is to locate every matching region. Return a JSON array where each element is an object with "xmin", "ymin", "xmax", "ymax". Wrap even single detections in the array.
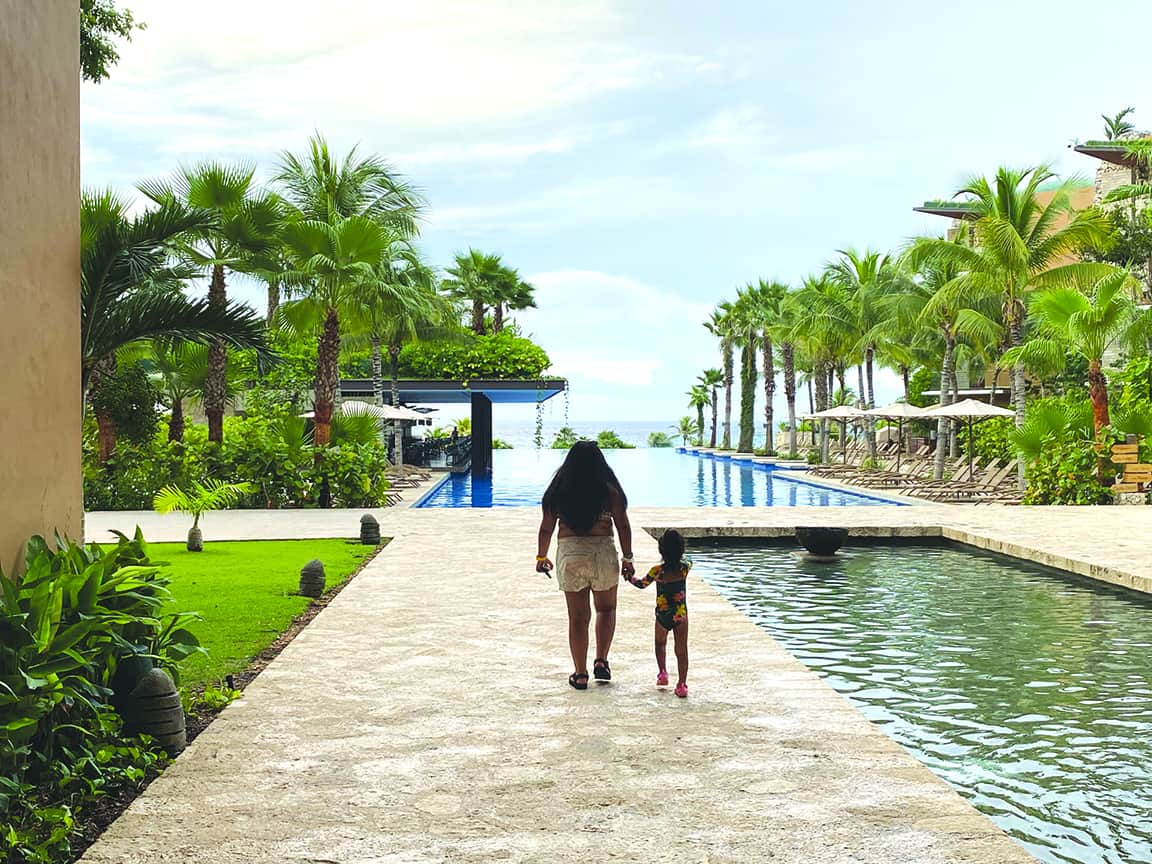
[
  {"xmin": 568, "ymin": 672, "xmax": 589, "ymax": 690},
  {"xmin": 593, "ymin": 658, "xmax": 611, "ymax": 681}
]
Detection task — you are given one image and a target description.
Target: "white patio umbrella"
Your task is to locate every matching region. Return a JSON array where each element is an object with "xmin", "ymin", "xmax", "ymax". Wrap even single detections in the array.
[
  {"xmin": 802, "ymin": 405, "xmax": 868, "ymax": 463},
  {"xmin": 865, "ymin": 402, "xmax": 927, "ymax": 472},
  {"xmin": 921, "ymin": 399, "xmax": 1015, "ymax": 476}
]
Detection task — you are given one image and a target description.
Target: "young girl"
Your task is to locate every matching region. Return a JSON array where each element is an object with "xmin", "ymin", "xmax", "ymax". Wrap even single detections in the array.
[{"xmin": 625, "ymin": 529, "xmax": 690, "ymax": 698}]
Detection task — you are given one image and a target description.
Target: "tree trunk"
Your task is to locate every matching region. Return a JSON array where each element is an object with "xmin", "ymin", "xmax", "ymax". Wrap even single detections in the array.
[
  {"xmin": 96, "ymin": 413, "xmax": 118, "ymax": 463},
  {"xmin": 901, "ymin": 365, "xmax": 910, "ymax": 400},
  {"xmin": 312, "ymin": 305, "xmax": 340, "ymax": 447},
  {"xmin": 371, "ymin": 337, "xmax": 384, "ymax": 405},
  {"xmin": 492, "ymin": 303, "xmax": 504, "ymax": 333},
  {"xmin": 933, "ymin": 333, "xmax": 956, "ymax": 481},
  {"xmin": 737, "ymin": 343, "xmax": 756, "ymax": 453},
  {"xmin": 168, "ymin": 397, "xmax": 185, "ymax": 443},
  {"xmin": 807, "ymin": 377, "xmax": 815, "ymax": 445},
  {"xmin": 722, "ymin": 343, "xmax": 734, "ymax": 449},
  {"xmin": 864, "ymin": 347, "xmax": 877, "ymax": 457},
  {"xmin": 266, "ymin": 279, "xmax": 280, "ymax": 326},
  {"xmin": 696, "ymin": 405, "xmax": 705, "ymax": 446},
  {"xmin": 834, "ymin": 365, "xmax": 846, "ymax": 450},
  {"xmin": 949, "ymin": 369, "xmax": 960, "ymax": 458},
  {"xmin": 857, "ymin": 363, "xmax": 874, "ymax": 458},
  {"xmin": 390, "ymin": 347, "xmax": 403, "ymax": 464},
  {"xmin": 814, "ymin": 361, "xmax": 830, "ymax": 462},
  {"xmin": 1009, "ymin": 309, "xmax": 1027, "ymax": 489},
  {"xmin": 471, "ymin": 299, "xmax": 486, "ymax": 335},
  {"xmin": 205, "ymin": 264, "xmax": 228, "ymax": 444},
  {"xmin": 709, "ymin": 386, "xmax": 718, "ymax": 448},
  {"xmin": 782, "ymin": 343, "xmax": 797, "ymax": 456},
  {"xmin": 761, "ymin": 336, "xmax": 775, "ymax": 454},
  {"xmin": 1087, "ymin": 358, "xmax": 1111, "ymax": 432}
]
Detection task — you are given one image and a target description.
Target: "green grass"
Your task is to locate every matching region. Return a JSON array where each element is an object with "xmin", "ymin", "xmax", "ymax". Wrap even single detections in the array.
[{"xmin": 149, "ymin": 539, "xmax": 376, "ymax": 689}]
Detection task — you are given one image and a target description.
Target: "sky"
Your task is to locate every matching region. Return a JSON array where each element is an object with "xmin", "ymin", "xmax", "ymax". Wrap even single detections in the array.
[{"xmin": 81, "ymin": 0, "xmax": 1152, "ymax": 428}]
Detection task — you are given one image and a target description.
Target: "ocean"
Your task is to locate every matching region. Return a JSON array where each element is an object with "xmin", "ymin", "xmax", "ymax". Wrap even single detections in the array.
[{"xmin": 489, "ymin": 419, "xmax": 773, "ymax": 450}]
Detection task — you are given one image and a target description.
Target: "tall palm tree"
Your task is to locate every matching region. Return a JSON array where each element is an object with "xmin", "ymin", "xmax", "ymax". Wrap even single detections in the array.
[
  {"xmin": 80, "ymin": 189, "xmax": 269, "ymax": 399},
  {"xmin": 912, "ymin": 166, "xmax": 1114, "ymax": 484},
  {"xmin": 147, "ymin": 340, "xmax": 207, "ymax": 442},
  {"xmin": 442, "ymin": 249, "xmax": 506, "ymax": 335},
  {"xmin": 139, "ymin": 162, "xmax": 282, "ymax": 443},
  {"xmin": 791, "ymin": 276, "xmax": 849, "ymax": 462},
  {"xmin": 704, "ymin": 304, "xmax": 737, "ymax": 449},
  {"xmin": 748, "ymin": 280, "xmax": 787, "ymax": 454},
  {"xmin": 673, "ymin": 416, "xmax": 700, "ymax": 446},
  {"xmin": 1003, "ymin": 267, "xmax": 1146, "ymax": 432},
  {"xmin": 491, "ymin": 267, "xmax": 537, "ymax": 333},
  {"xmin": 730, "ymin": 288, "xmax": 761, "ymax": 453},
  {"xmin": 699, "ymin": 368, "xmax": 724, "ymax": 447},
  {"xmin": 278, "ymin": 217, "xmax": 390, "ymax": 446},
  {"xmin": 686, "ymin": 385, "xmax": 710, "ymax": 446},
  {"xmin": 766, "ymin": 290, "xmax": 801, "ymax": 456}
]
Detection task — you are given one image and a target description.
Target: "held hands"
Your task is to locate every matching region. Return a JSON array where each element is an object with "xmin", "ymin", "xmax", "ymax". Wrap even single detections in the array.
[{"xmin": 621, "ymin": 557, "xmax": 635, "ymax": 580}]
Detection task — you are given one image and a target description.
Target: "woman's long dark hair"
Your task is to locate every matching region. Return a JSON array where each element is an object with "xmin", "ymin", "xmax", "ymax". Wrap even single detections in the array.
[{"xmin": 542, "ymin": 440, "xmax": 627, "ymax": 532}]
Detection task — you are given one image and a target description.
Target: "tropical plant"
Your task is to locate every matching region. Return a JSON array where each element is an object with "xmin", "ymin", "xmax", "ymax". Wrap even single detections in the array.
[
  {"xmin": 153, "ymin": 480, "xmax": 253, "ymax": 550},
  {"xmin": 81, "ymin": 0, "xmax": 140, "ymax": 83},
  {"xmin": 673, "ymin": 416, "xmax": 700, "ymax": 446},
  {"xmin": 746, "ymin": 280, "xmax": 787, "ymax": 454},
  {"xmin": 648, "ymin": 431, "xmax": 674, "ymax": 448},
  {"xmin": 491, "ymin": 266, "xmax": 537, "ymax": 333},
  {"xmin": 704, "ymin": 304, "xmax": 737, "ymax": 448},
  {"xmin": 87, "ymin": 361, "xmax": 161, "ymax": 463},
  {"xmin": 139, "ymin": 162, "xmax": 282, "ymax": 442},
  {"xmin": 596, "ymin": 430, "xmax": 635, "ymax": 449},
  {"xmin": 1102, "ymin": 107, "xmax": 1137, "ymax": 141},
  {"xmin": 909, "ymin": 165, "xmax": 1115, "ymax": 485},
  {"xmin": 791, "ymin": 275, "xmax": 850, "ymax": 462},
  {"xmin": 399, "ymin": 332, "xmax": 551, "ymax": 379},
  {"xmin": 550, "ymin": 426, "xmax": 584, "ymax": 449},
  {"xmin": 729, "ymin": 287, "xmax": 762, "ymax": 453},
  {"xmin": 699, "ymin": 368, "xmax": 724, "ymax": 448},
  {"xmin": 686, "ymin": 384, "xmax": 710, "ymax": 447},
  {"xmin": 80, "ymin": 189, "xmax": 270, "ymax": 399},
  {"xmin": 1003, "ymin": 267, "xmax": 1147, "ymax": 432},
  {"xmin": 442, "ymin": 249, "xmax": 500, "ymax": 334}
]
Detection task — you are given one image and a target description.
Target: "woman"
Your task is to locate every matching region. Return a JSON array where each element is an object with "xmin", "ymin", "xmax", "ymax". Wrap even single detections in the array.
[{"xmin": 536, "ymin": 441, "xmax": 634, "ymax": 689}]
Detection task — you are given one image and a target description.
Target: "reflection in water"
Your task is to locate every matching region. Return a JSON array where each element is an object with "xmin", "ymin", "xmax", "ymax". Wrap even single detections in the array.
[{"xmin": 696, "ymin": 543, "xmax": 1152, "ymax": 864}]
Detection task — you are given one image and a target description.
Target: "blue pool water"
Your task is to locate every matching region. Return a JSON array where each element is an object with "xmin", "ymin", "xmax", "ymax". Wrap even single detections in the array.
[{"xmin": 415, "ymin": 448, "xmax": 899, "ymax": 508}]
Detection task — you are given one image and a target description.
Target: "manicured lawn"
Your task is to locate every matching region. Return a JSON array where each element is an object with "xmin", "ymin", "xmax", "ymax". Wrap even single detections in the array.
[{"xmin": 149, "ymin": 539, "xmax": 376, "ymax": 689}]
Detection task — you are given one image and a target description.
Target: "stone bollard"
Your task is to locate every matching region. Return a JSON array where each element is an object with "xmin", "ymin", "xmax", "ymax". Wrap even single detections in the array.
[
  {"xmin": 120, "ymin": 668, "xmax": 186, "ymax": 755},
  {"xmin": 299, "ymin": 559, "xmax": 326, "ymax": 598},
  {"xmin": 360, "ymin": 513, "xmax": 381, "ymax": 545}
]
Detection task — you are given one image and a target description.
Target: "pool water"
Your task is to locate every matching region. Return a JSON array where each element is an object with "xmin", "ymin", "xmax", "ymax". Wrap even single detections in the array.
[
  {"xmin": 415, "ymin": 448, "xmax": 897, "ymax": 508},
  {"xmin": 696, "ymin": 542, "xmax": 1152, "ymax": 864}
]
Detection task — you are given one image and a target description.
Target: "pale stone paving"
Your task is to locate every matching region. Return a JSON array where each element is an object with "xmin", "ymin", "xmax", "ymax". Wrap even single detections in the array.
[{"xmin": 70, "ymin": 503, "xmax": 1133, "ymax": 863}]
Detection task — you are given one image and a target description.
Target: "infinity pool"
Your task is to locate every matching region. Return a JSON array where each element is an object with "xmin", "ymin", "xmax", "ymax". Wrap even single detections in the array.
[
  {"xmin": 696, "ymin": 542, "xmax": 1152, "ymax": 864},
  {"xmin": 415, "ymin": 448, "xmax": 897, "ymax": 508}
]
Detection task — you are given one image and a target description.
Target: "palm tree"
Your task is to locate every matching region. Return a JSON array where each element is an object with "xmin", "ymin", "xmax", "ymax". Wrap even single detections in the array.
[
  {"xmin": 673, "ymin": 416, "xmax": 700, "ymax": 446},
  {"xmin": 791, "ymin": 276, "xmax": 849, "ymax": 462},
  {"xmin": 911, "ymin": 166, "xmax": 1114, "ymax": 484},
  {"xmin": 699, "ymin": 368, "xmax": 724, "ymax": 447},
  {"xmin": 766, "ymin": 290, "xmax": 801, "ymax": 456},
  {"xmin": 1103, "ymin": 107, "xmax": 1137, "ymax": 141},
  {"xmin": 278, "ymin": 217, "xmax": 390, "ymax": 446},
  {"xmin": 748, "ymin": 280, "xmax": 787, "ymax": 454},
  {"xmin": 491, "ymin": 267, "xmax": 537, "ymax": 333},
  {"xmin": 139, "ymin": 162, "xmax": 282, "ymax": 443},
  {"xmin": 728, "ymin": 289, "xmax": 762, "ymax": 453},
  {"xmin": 1003, "ymin": 268, "xmax": 1146, "ymax": 432},
  {"xmin": 704, "ymin": 304, "xmax": 737, "ymax": 449},
  {"xmin": 442, "ymin": 249, "xmax": 505, "ymax": 335},
  {"xmin": 686, "ymin": 385, "xmax": 710, "ymax": 446},
  {"xmin": 80, "ymin": 189, "xmax": 269, "ymax": 399},
  {"xmin": 147, "ymin": 340, "xmax": 208, "ymax": 442}
]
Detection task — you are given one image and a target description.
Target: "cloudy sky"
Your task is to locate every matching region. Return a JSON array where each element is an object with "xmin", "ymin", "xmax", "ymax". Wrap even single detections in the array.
[{"xmin": 82, "ymin": 0, "xmax": 1152, "ymax": 426}]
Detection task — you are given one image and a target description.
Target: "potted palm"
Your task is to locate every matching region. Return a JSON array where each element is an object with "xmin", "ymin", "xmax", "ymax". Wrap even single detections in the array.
[{"xmin": 153, "ymin": 479, "xmax": 252, "ymax": 550}]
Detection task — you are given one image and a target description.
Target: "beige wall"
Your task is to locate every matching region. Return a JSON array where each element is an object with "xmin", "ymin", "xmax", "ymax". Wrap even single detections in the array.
[{"xmin": 0, "ymin": 1, "xmax": 81, "ymax": 575}]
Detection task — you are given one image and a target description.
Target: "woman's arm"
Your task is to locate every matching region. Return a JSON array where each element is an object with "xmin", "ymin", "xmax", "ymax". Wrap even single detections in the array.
[
  {"xmin": 610, "ymin": 488, "xmax": 635, "ymax": 578},
  {"xmin": 537, "ymin": 506, "xmax": 558, "ymax": 573}
]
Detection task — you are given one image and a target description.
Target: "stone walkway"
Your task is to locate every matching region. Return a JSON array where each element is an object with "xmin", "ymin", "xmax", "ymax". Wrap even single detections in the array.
[{"xmin": 79, "ymin": 502, "xmax": 1152, "ymax": 863}]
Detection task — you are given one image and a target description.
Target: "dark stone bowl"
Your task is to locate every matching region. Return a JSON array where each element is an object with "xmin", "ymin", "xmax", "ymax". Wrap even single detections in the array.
[{"xmin": 795, "ymin": 527, "xmax": 848, "ymax": 557}]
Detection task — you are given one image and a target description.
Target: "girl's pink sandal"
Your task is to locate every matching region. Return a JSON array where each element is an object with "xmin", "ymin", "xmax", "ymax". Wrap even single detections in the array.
[
  {"xmin": 656, "ymin": 670, "xmax": 669, "ymax": 686},
  {"xmin": 674, "ymin": 682, "xmax": 688, "ymax": 698}
]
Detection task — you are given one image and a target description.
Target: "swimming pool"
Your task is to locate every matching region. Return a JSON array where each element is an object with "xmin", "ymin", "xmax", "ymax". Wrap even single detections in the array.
[
  {"xmin": 697, "ymin": 541, "xmax": 1152, "ymax": 864},
  {"xmin": 415, "ymin": 448, "xmax": 899, "ymax": 508}
]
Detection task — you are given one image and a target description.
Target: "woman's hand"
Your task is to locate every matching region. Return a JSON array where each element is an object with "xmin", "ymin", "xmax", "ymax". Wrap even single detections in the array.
[
  {"xmin": 621, "ymin": 559, "xmax": 635, "ymax": 579},
  {"xmin": 536, "ymin": 557, "xmax": 554, "ymax": 576}
]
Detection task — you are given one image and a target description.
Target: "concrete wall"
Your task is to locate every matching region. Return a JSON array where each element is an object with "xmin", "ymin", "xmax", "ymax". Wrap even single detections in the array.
[{"xmin": 0, "ymin": 2, "xmax": 81, "ymax": 574}]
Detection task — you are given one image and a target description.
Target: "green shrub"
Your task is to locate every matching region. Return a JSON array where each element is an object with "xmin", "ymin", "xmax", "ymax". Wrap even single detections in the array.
[
  {"xmin": 0, "ymin": 530, "xmax": 201, "ymax": 862},
  {"xmin": 596, "ymin": 430, "xmax": 635, "ymax": 449},
  {"xmin": 805, "ymin": 449, "xmax": 821, "ymax": 464},
  {"xmin": 648, "ymin": 432, "xmax": 674, "ymax": 448},
  {"xmin": 493, "ymin": 438, "xmax": 514, "ymax": 449},
  {"xmin": 550, "ymin": 426, "xmax": 584, "ymax": 449},
  {"xmin": 88, "ymin": 363, "xmax": 160, "ymax": 446},
  {"xmin": 957, "ymin": 417, "xmax": 1014, "ymax": 464},
  {"xmin": 1022, "ymin": 438, "xmax": 1111, "ymax": 505},
  {"xmin": 399, "ymin": 332, "xmax": 551, "ymax": 379}
]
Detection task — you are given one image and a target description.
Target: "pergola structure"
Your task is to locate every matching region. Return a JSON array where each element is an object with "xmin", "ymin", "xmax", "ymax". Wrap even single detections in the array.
[{"xmin": 340, "ymin": 378, "xmax": 566, "ymax": 477}]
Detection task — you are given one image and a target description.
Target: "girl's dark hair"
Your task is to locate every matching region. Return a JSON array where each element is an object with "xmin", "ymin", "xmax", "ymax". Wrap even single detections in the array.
[
  {"xmin": 658, "ymin": 529, "xmax": 685, "ymax": 569},
  {"xmin": 542, "ymin": 440, "xmax": 627, "ymax": 533}
]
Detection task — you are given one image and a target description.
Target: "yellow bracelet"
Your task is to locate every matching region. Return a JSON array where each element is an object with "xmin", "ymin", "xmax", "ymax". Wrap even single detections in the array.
[{"xmin": 535, "ymin": 555, "xmax": 548, "ymax": 561}]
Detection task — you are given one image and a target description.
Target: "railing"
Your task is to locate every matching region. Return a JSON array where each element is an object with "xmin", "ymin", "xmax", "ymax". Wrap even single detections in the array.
[{"xmin": 403, "ymin": 436, "xmax": 472, "ymax": 471}]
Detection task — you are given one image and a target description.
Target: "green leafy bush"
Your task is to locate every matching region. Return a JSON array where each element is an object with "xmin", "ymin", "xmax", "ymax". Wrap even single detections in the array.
[
  {"xmin": 0, "ymin": 530, "xmax": 201, "ymax": 862},
  {"xmin": 648, "ymin": 432, "xmax": 673, "ymax": 448},
  {"xmin": 88, "ymin": 363, "xmax": 160, "ymax": 445},
  {"xmin": 957, "ymin": 417, "xmax": 1014, "ymax": 464},
  {"xmin": 596, "ymin": 430, "xmax": 635, "ymax": 449},
  {"xmin": 399, "ymin": 332, "xmax": 551, "ymax": 380},
  {"xmin": 493, "ymin": 438, "xmax": 514, "ymax": 450},
  {"xmin": 1022, "ymin": 439, "xmax": 1111, "ymax": 505},
  {"xmin": 550, "ymin": 426, "xmax": 584, "ymax": 449}
]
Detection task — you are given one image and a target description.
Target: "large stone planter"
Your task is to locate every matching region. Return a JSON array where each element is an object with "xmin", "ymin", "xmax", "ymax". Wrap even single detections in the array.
[
  {"xmin": 360, "ymin": 513, "xmax": 381, "ymax": 545},
  {"xmin": 795, "ymin": 527, "xmax": 848, "ymax": 558}
]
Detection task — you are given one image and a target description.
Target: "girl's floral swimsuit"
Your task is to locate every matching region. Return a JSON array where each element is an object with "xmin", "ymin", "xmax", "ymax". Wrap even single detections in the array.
[{"xmin": 627, "ymin": 560, "xmax": 690, "ymax": 630}]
